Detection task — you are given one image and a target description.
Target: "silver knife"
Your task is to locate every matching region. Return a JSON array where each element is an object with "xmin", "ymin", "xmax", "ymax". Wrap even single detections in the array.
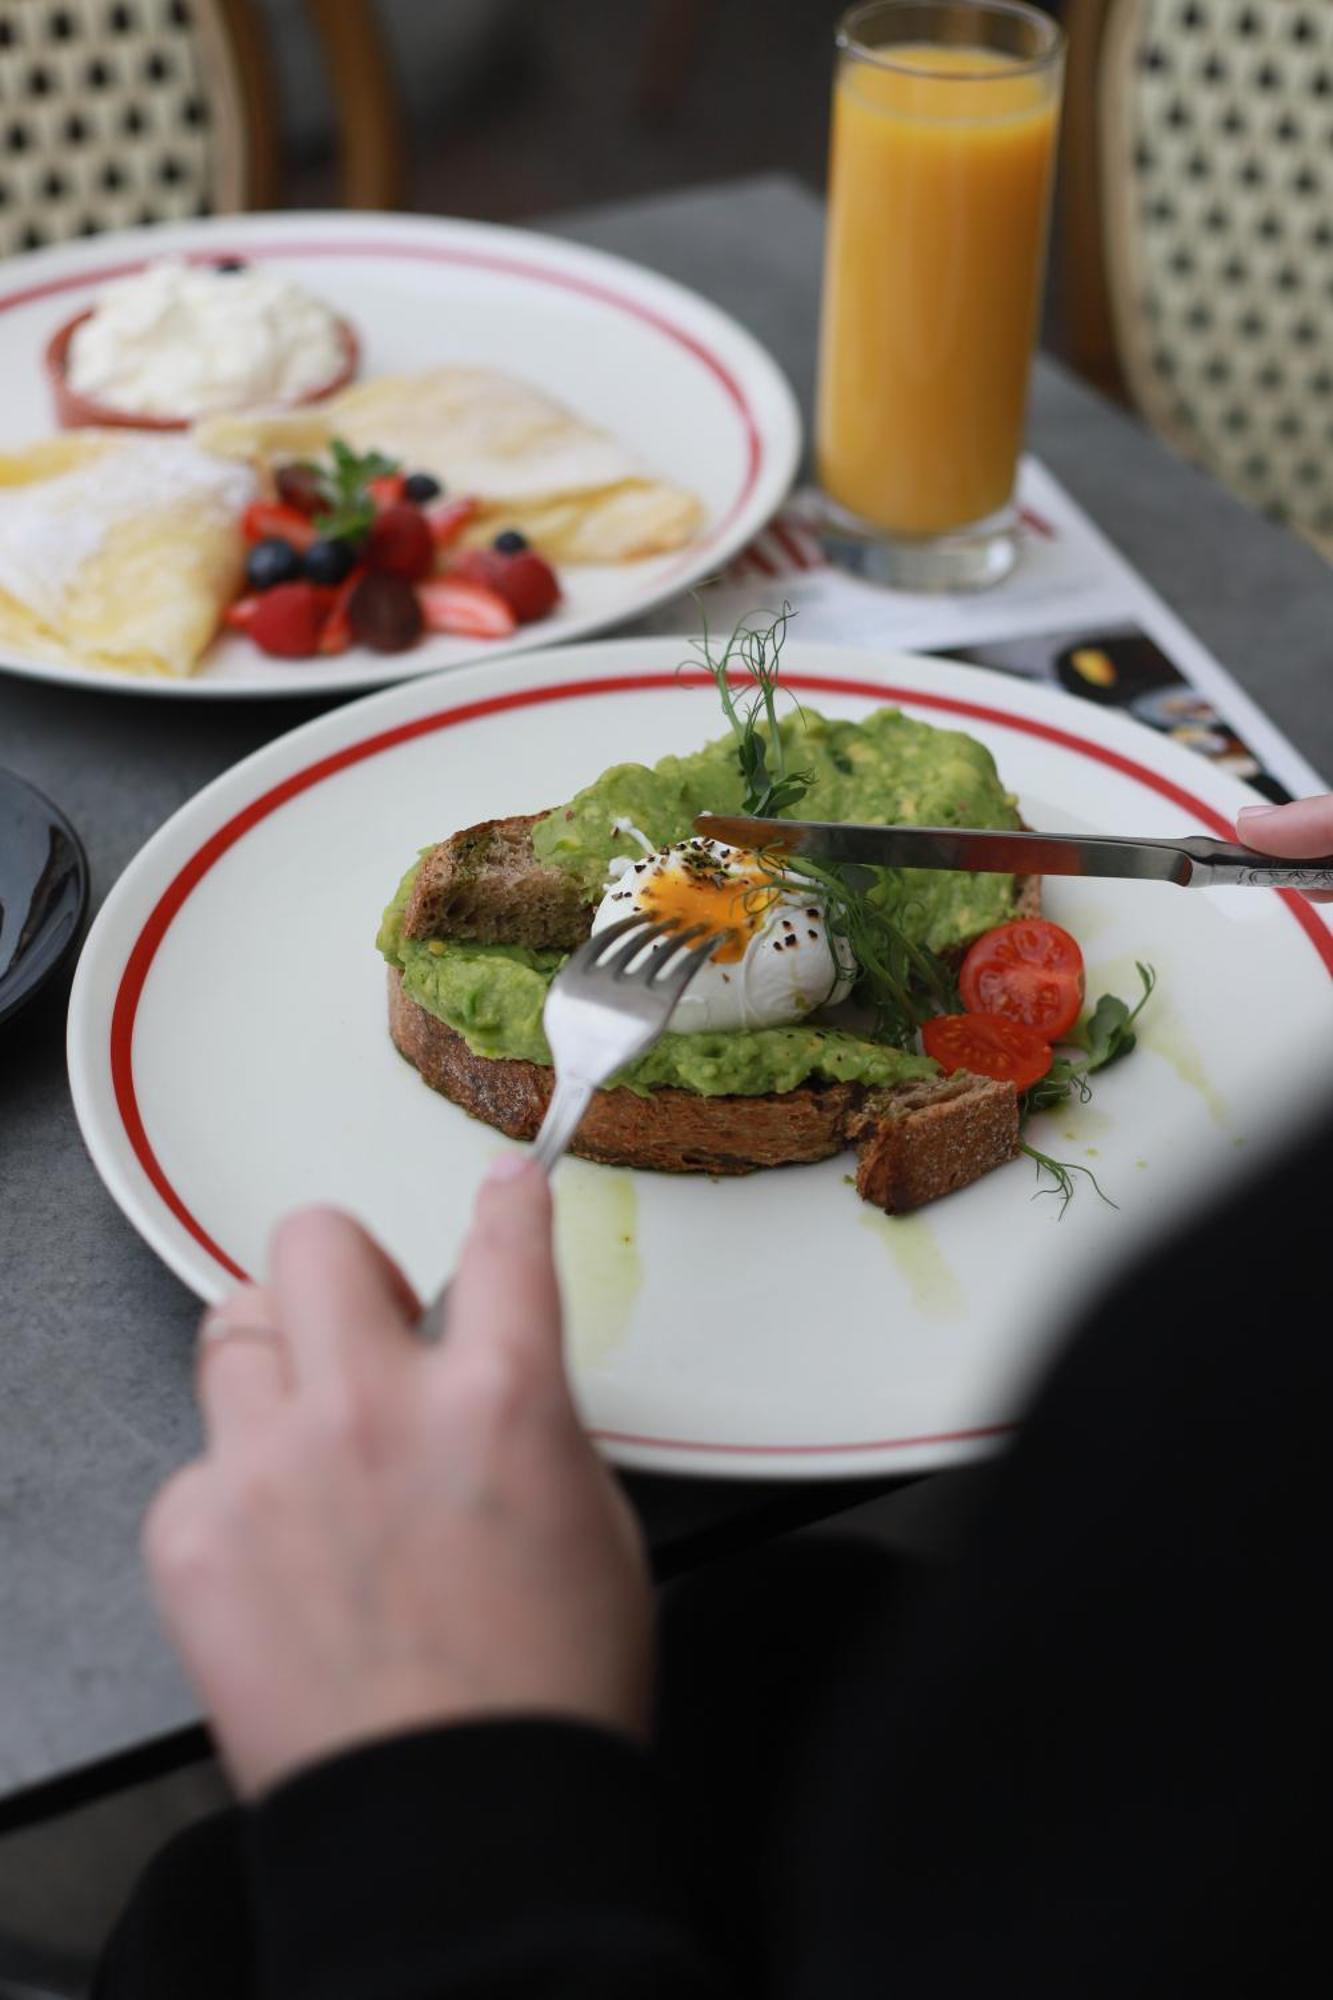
[{"xmin": 692, "ymin": 814, "xmax": 1333, "ymax": 892}]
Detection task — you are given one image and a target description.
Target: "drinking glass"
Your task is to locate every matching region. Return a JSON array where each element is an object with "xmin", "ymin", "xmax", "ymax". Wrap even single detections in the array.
[{"xmin": 816, "ymin": 0, "xmax": 1065, "ymax": 591}]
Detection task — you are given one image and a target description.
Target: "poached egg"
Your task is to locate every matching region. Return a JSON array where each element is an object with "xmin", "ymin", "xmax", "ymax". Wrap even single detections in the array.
[{"xmin": 590, "ymin": 837, "xmax": 854, "ymax": 1034}]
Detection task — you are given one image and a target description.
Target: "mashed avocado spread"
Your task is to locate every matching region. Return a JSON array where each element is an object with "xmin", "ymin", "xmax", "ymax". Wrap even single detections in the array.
[{"xmin": 378, "ymin": 706, "xmax": 1020, "ymax": 1097}]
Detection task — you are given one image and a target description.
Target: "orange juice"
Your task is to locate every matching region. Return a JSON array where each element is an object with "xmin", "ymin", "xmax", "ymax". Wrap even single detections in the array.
[{"xmin": 817, "ymin": 38, "xmax": 1061, "ymax": 540}]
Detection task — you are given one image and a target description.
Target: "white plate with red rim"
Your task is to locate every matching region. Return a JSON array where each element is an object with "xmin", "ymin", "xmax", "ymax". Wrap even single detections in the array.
[
  {"xmin": 0, "ymin": 210, "xmax": 799, "ymax": 698},
  {"xmin": 68, "ymin": 639, "xmax": 1333, "ymax": 1478}
]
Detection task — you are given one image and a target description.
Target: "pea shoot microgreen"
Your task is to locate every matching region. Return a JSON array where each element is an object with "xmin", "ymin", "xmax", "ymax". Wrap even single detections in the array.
[
  {"xmin": 687, "ymin": 602, "xmax": 814, "ymax": 818},
  {"xmin": 1023, "ymin": 963, "xmax": 1157, "ymax": 1115},
  {"xmin": 773, "ymin": 853, "xmax": 959, "ymax": 1048},
  {"xmin": 1019, "ymin": 963, "xmax": 1158, "ymax": 1212}
]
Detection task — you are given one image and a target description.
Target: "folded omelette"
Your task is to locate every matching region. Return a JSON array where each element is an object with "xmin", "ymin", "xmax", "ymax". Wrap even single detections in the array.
[
  {"xmin": 0, "ymin": 433, "xmax": 256, "ymax": 678},
  {"xmin": 195, "ymin": 367, "xmax": 704, "ymax": 563}
]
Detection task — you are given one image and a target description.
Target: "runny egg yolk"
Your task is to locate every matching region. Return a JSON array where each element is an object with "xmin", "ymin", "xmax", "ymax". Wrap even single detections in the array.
[{"xmin": 635, "ymin": 851, "xmax": 778, "ymax": 964}]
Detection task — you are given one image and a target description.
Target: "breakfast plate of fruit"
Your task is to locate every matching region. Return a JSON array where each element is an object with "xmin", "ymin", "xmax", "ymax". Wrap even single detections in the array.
[
  {"xmin": 67, "ymin": 635, "xmax": 1333, "ymax": 1478},
  {"xmin": 0, "ymin": 212, "xmax": 799, "ymax": 697}
]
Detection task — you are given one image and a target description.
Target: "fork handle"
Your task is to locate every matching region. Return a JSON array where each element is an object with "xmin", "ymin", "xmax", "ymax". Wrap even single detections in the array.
[
  {"xmin": 415, "ymin": 1075, "xmax": 594, "ymax": 1344},
  {"xmin": 531, "ymin": 1074, "xmax": 596, "ymax": 1174},
  {"xmin": 417, "ymin": 1284, "xmax": 452, "ymax": 1345}
]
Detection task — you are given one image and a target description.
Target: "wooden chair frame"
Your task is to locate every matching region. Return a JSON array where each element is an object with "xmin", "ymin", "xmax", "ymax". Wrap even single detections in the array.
[
  {"xmin": 215, "ymin": 0, "xmax": 407, "ymax": 212},
  {"xmin": 1057, "ymin": 0, "xmax": 1127, "ymax": 401}
]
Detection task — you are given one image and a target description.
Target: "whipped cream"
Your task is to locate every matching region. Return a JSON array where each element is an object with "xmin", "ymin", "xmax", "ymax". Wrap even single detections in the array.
[{"xmin": 65, "ymin": 259, "xmax": 347, "ymax": 420}]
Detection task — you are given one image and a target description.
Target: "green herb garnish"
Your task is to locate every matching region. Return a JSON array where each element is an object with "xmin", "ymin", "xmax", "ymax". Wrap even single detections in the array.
[
  {"xmin": 311, "ymin": 439, "xmax": 400, "ymax": 543},
  {"xmin": 771, "ymin": 853, "xmax": 958, "ymax": 1049},
  {"xmin": 1019, "ymin": 963, "xmax": 1157, "ymax": 1211},
  {"xmin": 1023, "ymin": 963, "xmax": 1157, "ymax": 1116},
  {"xmin": 1019, "ymin": 1142, "xmax": 1115, "ymax": 1215},
  {"xmin": 688, "ymin": 603, "xmax": 814, "ymax": 818}
]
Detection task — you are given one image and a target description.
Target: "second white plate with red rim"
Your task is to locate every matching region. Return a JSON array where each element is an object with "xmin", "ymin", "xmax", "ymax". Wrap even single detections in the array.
[
  {"xmin": 0, "ymin": 210, "xmax": 800, "ymax": 698},
  {"xmin": 67, "ymin": 639, "xmax": 1333, "ymax": 1478}
]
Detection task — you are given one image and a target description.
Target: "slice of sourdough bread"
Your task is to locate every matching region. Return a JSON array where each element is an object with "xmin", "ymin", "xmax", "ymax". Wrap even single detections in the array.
[
  {"xmin": 388, "ymin": 967, "xmax": 1019, "ymax": 1207},
  {"xmin": 402, "ymin": 813, "xmax": 589, "ymax": 949},
  {"xmin": 389, "ymin": 810, "xmax": 1036, "ymax": 1212}
]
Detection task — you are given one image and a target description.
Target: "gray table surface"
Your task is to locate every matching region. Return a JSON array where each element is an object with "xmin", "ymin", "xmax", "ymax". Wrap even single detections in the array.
[{"xmin": 2, "ymin": 173, "xmax": 1331, "ymax": 1822}]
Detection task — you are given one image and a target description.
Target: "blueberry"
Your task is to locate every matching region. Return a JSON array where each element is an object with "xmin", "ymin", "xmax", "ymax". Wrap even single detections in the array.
[
  {"xmin": 402, "ymin": 471, "xmax": 442, "ymax": 504},
  {"xmin": 304, "ymin": 537, "xmax": 355, "ymax": 586},
  {"xmin": 246, "ymin": 537, "xmax": 302, "ymax": 591},
  {"xmin": 493, "ymin": 528, "xmax": 528, "ymax": 553}
]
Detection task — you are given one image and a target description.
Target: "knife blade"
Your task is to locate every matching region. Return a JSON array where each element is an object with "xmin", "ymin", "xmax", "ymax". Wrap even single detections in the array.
[{"xmin": 691, "ymin": 814, "xmax": 1333, "ymax": 893}]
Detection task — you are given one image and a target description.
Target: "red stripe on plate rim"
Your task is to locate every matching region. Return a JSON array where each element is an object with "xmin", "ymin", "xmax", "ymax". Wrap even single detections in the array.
[
  {"xmin": 0, "ymin": 238, "xmax": 765, "ymax": 577},
  {"xmin": 108, "ymin": 670, "xmax": 1333, "ymax": 1455}
]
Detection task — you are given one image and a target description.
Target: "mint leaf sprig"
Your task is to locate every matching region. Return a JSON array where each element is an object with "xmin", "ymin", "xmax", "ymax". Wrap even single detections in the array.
[{"xmin": 302, "ymin": 439, "xmax": 400, "ymax": 544}]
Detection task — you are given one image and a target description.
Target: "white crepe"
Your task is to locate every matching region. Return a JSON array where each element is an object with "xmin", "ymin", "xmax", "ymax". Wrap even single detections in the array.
[
  {"xmin": 0, "ymin": 434, "xmax": 255, "ymax": 677},
  {"xmin": 196, "ymin": 367, "xmax": 704, "ymax": 563}
]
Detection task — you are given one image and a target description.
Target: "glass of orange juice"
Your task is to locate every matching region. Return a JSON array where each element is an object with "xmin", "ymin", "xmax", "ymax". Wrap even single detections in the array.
[{"xmin": 816, "ymin": 0, "xmax": 1064, "ymax": 591}]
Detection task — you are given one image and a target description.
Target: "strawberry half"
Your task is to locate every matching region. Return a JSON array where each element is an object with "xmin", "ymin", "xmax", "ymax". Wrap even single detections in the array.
[
  {"xmin": 447, "ymin": 549, "xmax": 507, "ymax": 592},
  {"xmin": 368, "ymin": 472, "xmax": 407, "ymax": 512},
  {"xmin": 493, "ymin": 549, "xmax": 559, "ymax": 623},
  {"xmin": 417, "ymin": 577, "xmax": 517, "ymax": 638},
  {"xmin": 244, "ymin": 582, "xmax": 334, "ymax": 658},
  {"xmin": 366, "ymin": 503, "xmax": 436, "ymax": 582},
  {"xmin": 317, "ymin": 566, "xmax": 368, "ymax": 654},
  {"xmin": 424, "ymin": 495, "xmax": 482, "ymax": 548},
  {"xmin": 242, "ymin": 501, "xmax": 316, "ymax": 551},
  {"xmin": 224, "ymin": 593, "xmax": 263, "ymax": 631},
  {"xmin": 448, "ymin": 547, "xmax": 560, "ymax": 624}
]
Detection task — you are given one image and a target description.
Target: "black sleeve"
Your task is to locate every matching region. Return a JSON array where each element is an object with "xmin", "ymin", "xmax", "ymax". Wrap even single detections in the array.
[
  {"xmin": 92, "ymin": 1807, "xmax": 250, "ymax": 2000},
  {"xmin": 653, "ymin": 1105, "xmax": 1333, "ymax": 2000},
  {"xmin": 243, "ymin": 1718, "xmax": 735, "ymax": 2000},
  {"xmin": 858, "ymin": 1105, "xmax": 1333, "ymax": 2000}
]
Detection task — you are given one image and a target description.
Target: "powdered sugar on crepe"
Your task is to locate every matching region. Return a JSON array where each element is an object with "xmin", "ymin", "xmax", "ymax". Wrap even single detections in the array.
[{"xmin": 0, "ymin": 436, "xmax": 256, "ymax": 628}]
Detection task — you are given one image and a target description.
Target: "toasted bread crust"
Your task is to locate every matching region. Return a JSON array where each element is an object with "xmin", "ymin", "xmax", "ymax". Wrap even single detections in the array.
[
  {"xmin": 849, "ymin": 1075, "xmax": 1023, "ymax": 1210},
  {"xmin": 402, "ymin": 812, "xmax": 590, "ymax": 950},
  {"xmin": 388, "ymin": 969, "xmax": 1019, "ymax": 1209}
]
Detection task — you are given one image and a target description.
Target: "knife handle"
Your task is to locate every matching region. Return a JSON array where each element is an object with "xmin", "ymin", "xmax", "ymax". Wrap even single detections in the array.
[
  {"xmin": 1198, "ymin": 863, "xmax": 1333, "ymax": 890},
  {"xmin": 1183, "ymin": 839, "xmax": 1333, "ymax": 891}
]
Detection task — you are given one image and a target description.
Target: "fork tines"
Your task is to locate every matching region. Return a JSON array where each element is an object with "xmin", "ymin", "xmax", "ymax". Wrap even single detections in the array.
[{"xmin": 582, "ymin": 913, "xmax": 730, "ymax": 986}]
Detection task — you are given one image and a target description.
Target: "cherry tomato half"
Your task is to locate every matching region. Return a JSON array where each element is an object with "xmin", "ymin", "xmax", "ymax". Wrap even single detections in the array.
[
  {"xmin": 959, "ymin": 919, "xmax": 1086, "ymax": 1042},
  {"xmin": 921, "ymin": 1012, "xmax": 1054, "ymax": 1092}
]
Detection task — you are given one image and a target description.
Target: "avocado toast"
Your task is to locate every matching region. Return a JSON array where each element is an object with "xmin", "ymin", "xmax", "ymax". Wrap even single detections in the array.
[{"xmin": 378, "ymin": 692, "xmax": 1041, "ymax": 1213}]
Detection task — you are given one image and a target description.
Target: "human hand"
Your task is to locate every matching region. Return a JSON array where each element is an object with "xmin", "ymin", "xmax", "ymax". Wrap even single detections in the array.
[
  {"xmin": 143, "ymin": 1159, "xmax": 653, "ymax": 1799},
  {"xmin": 1237, "ymin": 794, "xmax": 1333, "ymax": 902}
]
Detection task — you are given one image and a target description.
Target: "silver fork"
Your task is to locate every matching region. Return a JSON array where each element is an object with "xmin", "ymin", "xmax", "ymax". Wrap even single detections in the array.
[{"xmin": 416, "ymin": 913, "xmax": 724, "ymax": 1343}]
